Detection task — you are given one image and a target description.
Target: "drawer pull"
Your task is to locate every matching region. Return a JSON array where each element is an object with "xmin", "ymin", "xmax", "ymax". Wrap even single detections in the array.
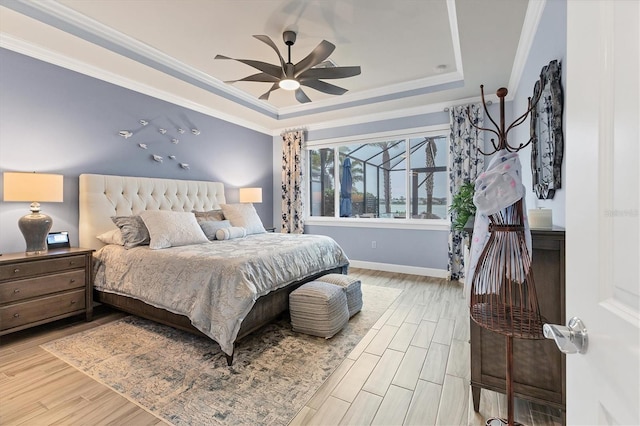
[
  {"xmin": 70, "ymin": 300, "xmax": 76, "ymax": 305},
  {"xmin": 13, "ymin": 289, "xmax": 20, "ymax": 294},
  {"xmin": 69, "ymin": 261, "xmax": 75, "ymax": 266},
  {"xmin": 14, "ymin": 268, "xmax": 20, "ymax": 274},
  {"xmin": 13, "ymin": 313, "xmax": 20, "ymax": 318},
  {"xmin": 70, "ymin": 279, "xmax": 76, "ymax": 283}
]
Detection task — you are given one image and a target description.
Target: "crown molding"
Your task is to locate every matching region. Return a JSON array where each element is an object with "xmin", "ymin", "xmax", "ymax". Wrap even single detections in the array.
[
  {"xmin": 2, "ymin": 0, "xmax": 279, "ymax": 118},
  {"xmin": 507, "ymin": 0, "xmax": 547, "ymax": 97},
  {"xmin": 274, "ymin": 92, "xmax": 501, "ymax": 136},
  {"xmin": 0, "ymin": 33, "xmax": 274, "ymax": 135}
]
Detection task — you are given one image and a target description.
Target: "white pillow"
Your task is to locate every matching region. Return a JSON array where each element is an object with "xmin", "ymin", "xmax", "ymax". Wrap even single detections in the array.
[
  {"xmin": 96, "ymin": 229, "xmax": 124, "ymax": 246},
  {"xmin": 215, "ymin": 226, "xmax": 246, "ymax": 240},
  {"xmin": 220, "ymin": 203, "xmax": 266, "ymax": 235},
  {"xmin": 139, "ymin": 211, "xmax": 209, "ymax": 249}
]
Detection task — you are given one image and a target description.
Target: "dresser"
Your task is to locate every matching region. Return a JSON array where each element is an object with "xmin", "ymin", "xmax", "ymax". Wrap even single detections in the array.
[
  {"xmin": 469, "ymin": 228, "xmax": 566, "ymax": 413},
  {"xmin": 0, "ymin": 248, "xmax": 93, "ymax": 335}
]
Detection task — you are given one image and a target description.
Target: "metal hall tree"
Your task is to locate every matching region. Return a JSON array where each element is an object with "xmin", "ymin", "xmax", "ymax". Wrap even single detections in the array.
[{"xmin": 466, "ymin": 85, "xmax": 545, "ymax": 426}]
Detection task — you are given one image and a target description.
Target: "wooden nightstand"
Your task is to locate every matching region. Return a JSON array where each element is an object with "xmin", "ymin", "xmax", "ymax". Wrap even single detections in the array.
[{"xmin": 0, "ymin": 248, "xmax": 94, "ymax": 335}]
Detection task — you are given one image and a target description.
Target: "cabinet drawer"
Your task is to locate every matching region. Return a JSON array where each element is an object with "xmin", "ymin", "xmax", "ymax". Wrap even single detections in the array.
[
  {"xmin": 0, "ymin": 255, "xmax": 86, "ymax": 281},
  {"xmin": 0, "ymin": 270, "xmax": 85, "ymax": 303},
  {"xmin": 0, "ymin": 289, "xmax": 86, "ymax": 331}
]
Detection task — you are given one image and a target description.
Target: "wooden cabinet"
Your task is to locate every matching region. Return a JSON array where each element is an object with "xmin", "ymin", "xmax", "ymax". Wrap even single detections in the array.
[
  {"xmin": 470, "ymin": 228, "xmax": 566, "ymax": 413},
  {"xmin": 0, "ymin": 248, "xmax": 93, "ymax": 335}
]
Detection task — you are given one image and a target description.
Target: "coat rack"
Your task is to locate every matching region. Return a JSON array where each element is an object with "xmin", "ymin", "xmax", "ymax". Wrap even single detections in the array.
[{"xmin": 466, "ymin": 85, "xmax": 545, "ymax": 426}]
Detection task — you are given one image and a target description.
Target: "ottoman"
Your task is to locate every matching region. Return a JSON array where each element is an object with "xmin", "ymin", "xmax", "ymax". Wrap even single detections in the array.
[
  {"xmin": 316, "ymin": 273, "xmax": 363, "ymax": 317},
  {"xmin": 289, "ymin": 281, "xmax": 349, "ymax": 338}
]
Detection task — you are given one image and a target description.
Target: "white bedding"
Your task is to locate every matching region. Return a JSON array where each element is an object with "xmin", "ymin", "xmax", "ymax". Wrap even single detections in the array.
[{"xmin": 93, "ymin": 233, "xmax": 349, "ymax": 355}]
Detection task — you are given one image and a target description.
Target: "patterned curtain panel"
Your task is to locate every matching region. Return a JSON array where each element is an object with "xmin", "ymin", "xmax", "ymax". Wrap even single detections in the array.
[
  {"xmin": 448, "ymin": 104, "xmax": 485, "ymax": 280},
  {"xmin": 281, "ymin": 130, "xmax": 305, "ymax": 234}
]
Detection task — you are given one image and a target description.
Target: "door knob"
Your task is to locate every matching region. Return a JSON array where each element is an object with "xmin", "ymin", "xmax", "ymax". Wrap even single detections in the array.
[{"xmin": 543, "ymin": 316, "xmax": 588, "ymax": 354}]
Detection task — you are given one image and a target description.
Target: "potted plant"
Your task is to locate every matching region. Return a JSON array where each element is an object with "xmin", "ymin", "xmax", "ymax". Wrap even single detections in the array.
[{"xmin": 449, "ymin": 181, "xmax": 476, "ymax": 232}]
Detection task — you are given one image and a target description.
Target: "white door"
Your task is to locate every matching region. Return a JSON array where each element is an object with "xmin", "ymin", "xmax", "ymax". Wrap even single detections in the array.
[{"xmin": 565, "ymin": 1, "xmax": 639, "ymax": 424}]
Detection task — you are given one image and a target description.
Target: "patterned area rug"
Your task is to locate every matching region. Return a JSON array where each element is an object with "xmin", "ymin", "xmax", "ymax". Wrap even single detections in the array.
[{"xmin": 42, "ymin": 284, "xmax": 402, "ymax": 426}]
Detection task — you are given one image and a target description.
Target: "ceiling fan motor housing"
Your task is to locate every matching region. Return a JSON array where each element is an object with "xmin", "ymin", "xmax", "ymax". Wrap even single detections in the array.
[{"xmin": 283, "ymin": 30, "xmax": 297, "ymax": 46}]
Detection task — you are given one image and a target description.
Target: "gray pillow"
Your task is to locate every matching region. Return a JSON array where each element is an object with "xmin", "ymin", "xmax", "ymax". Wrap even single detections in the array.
[
  {"xmin": 193, "ymin": 209, "xmax": 225, "ymax": 223},
  {"xmin": 199, "ymin": 219, "xmax": 231, "ymax": 240},
  {"xmin": 111, "ymin": 216, "xmax": 150, "ymax": 248}
]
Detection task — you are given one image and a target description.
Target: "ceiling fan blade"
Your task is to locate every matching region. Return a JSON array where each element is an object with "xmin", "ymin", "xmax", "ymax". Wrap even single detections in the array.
[
  {"xmin": 298, "ymin": 66, "xmax": 361, "ymax": 80},
  {"xmin": 294, "ymin": 40, "xmax": 335, "ymax": 77},
  {"xmin": 301, "ymin": 79, "xmax": 348, "ymax": 96},
  {"xmin": 253, "ymin": 35, "xmax": 286, "ymax": 70},
  {"xmin": 225, "ymin": 72, "xmax": 280, "ymax": 84},
  {"xmin": 215, "ymin": 55, "xmax": 283, "ymax": 78},
  {"xmin": 295, "ymin": 88, "xmax": 312, "ymax": 103},
  {"xmin": 259, "ymin": 83, "xmax": 280, "ymax": 101}
]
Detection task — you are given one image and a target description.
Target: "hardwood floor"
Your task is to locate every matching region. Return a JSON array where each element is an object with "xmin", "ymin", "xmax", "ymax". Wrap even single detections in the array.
[{"xmin": 0, "ymin": 268, "xmax": 563, "ymax": 425}]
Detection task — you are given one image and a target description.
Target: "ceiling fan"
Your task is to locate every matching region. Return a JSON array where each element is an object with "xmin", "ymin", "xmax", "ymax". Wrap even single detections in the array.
[{"xmin": 215, "ymin": 31, "xmax": 361, "ymax": 104}]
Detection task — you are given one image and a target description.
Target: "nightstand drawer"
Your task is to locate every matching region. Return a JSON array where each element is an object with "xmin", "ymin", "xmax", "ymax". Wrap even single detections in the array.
[
  {"xmin": 0, "ymin": 289, "xmax": 86, "ymax": 331},
  {"xmin": 0, "ymin": 255, "xmax": 86, "ymax": 280},
  {"xmin": 0, "ymin": 270, "xmax": 86, "ymax": 303}
]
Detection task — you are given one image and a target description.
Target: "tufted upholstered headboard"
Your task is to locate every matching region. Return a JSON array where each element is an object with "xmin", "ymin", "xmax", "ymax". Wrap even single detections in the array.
[{"xmin": 79, "ymin": 174, "xmax": 226, "ymax": 250}]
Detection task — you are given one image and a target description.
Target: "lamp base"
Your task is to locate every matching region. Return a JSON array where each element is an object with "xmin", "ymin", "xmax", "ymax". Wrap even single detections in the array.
[{"xmin": 18, "ymin": 212, "xmax": 53, "ymax": 255}]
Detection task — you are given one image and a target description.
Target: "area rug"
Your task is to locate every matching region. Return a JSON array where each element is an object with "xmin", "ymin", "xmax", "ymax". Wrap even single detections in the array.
[{"xmin": 41, "ymin": 284, "xmax": 402, "ymax": 426}]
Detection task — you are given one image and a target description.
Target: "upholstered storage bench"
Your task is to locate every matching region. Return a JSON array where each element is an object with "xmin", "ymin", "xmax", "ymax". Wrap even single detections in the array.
[
  {"xmin": 289, "ymin": 281, "xmax": 349, "ymax": 338},
  {"xmin": 316, "ymin": 273, "xmax": 363, "ymax": 317}
]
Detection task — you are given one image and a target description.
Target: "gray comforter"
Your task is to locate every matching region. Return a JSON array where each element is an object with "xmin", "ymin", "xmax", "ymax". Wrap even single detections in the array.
[{"xmin": 93, "ymin": 233, "xmax": 349, "ymax": 355}]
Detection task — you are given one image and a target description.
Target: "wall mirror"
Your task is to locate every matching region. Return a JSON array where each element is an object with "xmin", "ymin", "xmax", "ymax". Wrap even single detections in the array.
[{"xmin": 530, "ymin": 60, "xmax": 563, "ymax": 199}]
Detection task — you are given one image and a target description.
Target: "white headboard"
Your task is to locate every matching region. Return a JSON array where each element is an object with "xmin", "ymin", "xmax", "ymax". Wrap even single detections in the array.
[{"xmin": 79, "ymin": 174, "xmax": 226, "ymax": 250}]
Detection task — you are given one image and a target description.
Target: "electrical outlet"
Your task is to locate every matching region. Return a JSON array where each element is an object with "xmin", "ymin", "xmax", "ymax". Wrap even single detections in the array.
[{"xmin": 371, "ymin": 241, "xmax": 377, "ymax": 249}]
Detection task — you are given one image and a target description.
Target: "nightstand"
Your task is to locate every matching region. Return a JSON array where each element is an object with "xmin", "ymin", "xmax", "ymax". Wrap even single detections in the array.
[{"xmin": 0, "ymin": 248, "xmax": 94, "ymax": 335}]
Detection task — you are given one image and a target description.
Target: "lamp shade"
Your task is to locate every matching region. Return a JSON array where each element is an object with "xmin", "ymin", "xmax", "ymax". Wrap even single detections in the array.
[
  {"xmin": 239, "ymin": 187, "xmax": 262, "ymax": 203},
  {"xmin": 3, "ymin": 172, "xmax": 64, "ymax": 202},
  {"xmin": 3, "ymin": 172, "xmax": 64, "ymax": 254}
]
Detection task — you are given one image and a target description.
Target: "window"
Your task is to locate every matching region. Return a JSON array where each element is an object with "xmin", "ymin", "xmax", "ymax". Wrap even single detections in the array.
[{"xmin": 308, "ymin": 130, "xmax": 449, "ymax": 221}]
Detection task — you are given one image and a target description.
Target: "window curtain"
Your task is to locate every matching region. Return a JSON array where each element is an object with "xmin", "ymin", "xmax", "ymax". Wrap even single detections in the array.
[
  {"xmin": 281, "ymin": 130, "xmax": 305, "ymax": 234},
  {"xmin": 448, "ymin": 104, "xmax": 484, "ymax": 281}
]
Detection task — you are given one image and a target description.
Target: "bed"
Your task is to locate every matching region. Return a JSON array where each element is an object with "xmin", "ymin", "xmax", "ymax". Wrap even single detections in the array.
[{"xmin": 78, "ymin": 174, "xmax": 349, "ymax": 365}]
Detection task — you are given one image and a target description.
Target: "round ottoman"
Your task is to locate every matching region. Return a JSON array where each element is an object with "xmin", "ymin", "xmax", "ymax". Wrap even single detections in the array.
[{"xmin": 289, "ymin": 281, "xmax": 349, "ymax": 338}]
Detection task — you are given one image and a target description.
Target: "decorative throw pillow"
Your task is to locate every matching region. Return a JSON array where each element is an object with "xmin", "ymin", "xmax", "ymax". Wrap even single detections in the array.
[
  {"xmin": 215, "ymin": 226, "xmax": 247, "ymax": 240},
  {"xmin": 199, "ymin": 219, "xmax": 231, "ymax": 240},
  {"xmin": 219, "ymin": 203, "xmax": 266, "ymax": 235},
  {"xmin": 139, "ymin": 210, "xmax": 209, "ymax": 249},
  {"xmin": 111, "ymin": 216, "xmax": 150, "ymax": 248},
  {"xmin": 193, "ymin": 209, "xmax": 225, "ymax": 223},
  {"xmin": 96, "ymin": 229, "xmax": 125, "ymax": 246}
]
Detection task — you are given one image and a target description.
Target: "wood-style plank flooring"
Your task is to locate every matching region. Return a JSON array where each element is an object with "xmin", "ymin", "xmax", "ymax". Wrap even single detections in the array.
[{"xmin": 0, "ymin": 268, "xmax": 563, "ymax": 425}]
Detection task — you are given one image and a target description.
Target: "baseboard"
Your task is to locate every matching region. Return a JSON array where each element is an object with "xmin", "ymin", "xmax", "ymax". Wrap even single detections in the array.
[{"xmin": 349, "ymin": 260, "xmax": 449, "ymax": 279}]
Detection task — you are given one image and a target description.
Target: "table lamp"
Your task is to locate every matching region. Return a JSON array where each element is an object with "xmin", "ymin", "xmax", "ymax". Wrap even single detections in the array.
[
  {"xmin": 239, "ymin": 187, "xmax": 262, "ymax": 204},
  {"xmin": 3, "ymin": 172, "xmax": 64, "ymax": 254}
]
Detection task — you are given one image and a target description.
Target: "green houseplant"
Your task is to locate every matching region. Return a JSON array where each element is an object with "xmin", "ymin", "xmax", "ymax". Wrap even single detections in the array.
[{"xmin": 449, "ymin": 181, "xmax": 476, "ymax": 231}]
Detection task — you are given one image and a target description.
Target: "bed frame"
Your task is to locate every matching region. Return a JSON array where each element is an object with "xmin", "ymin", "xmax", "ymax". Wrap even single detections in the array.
[{"xmin": 79, "ymin": 174, "xmax": 346, "ymax": 365}]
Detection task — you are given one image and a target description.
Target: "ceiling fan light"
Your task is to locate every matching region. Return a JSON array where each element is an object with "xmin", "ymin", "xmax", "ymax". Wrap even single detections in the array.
[{"xmin": 279, "ymin": 78, "xmax": 300, "ymax": 91}]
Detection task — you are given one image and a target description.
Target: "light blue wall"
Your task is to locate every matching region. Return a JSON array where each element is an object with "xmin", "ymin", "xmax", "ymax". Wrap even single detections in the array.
[
  {"xmin": 0, "ymin": 48, "xmax": 273, "ymax": 254},
  {"xmin": 511, "ymin": 0, "xmax": 567, "ymax": 227}
]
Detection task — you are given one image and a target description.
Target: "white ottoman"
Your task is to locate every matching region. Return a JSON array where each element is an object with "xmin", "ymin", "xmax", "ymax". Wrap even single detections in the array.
[
  {"xmin": 316, "ymin": 273, "xmax": 363, "ymax": 317},
  {"xmin": 289, "ymin": 281, "xmax": 349, "ymax": 338}
]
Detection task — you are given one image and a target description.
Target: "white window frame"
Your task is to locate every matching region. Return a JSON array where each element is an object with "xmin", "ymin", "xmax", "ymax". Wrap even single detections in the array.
[{"xmin": 305, "ymin": 125, "xmax": 451, "ymax": 231}]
